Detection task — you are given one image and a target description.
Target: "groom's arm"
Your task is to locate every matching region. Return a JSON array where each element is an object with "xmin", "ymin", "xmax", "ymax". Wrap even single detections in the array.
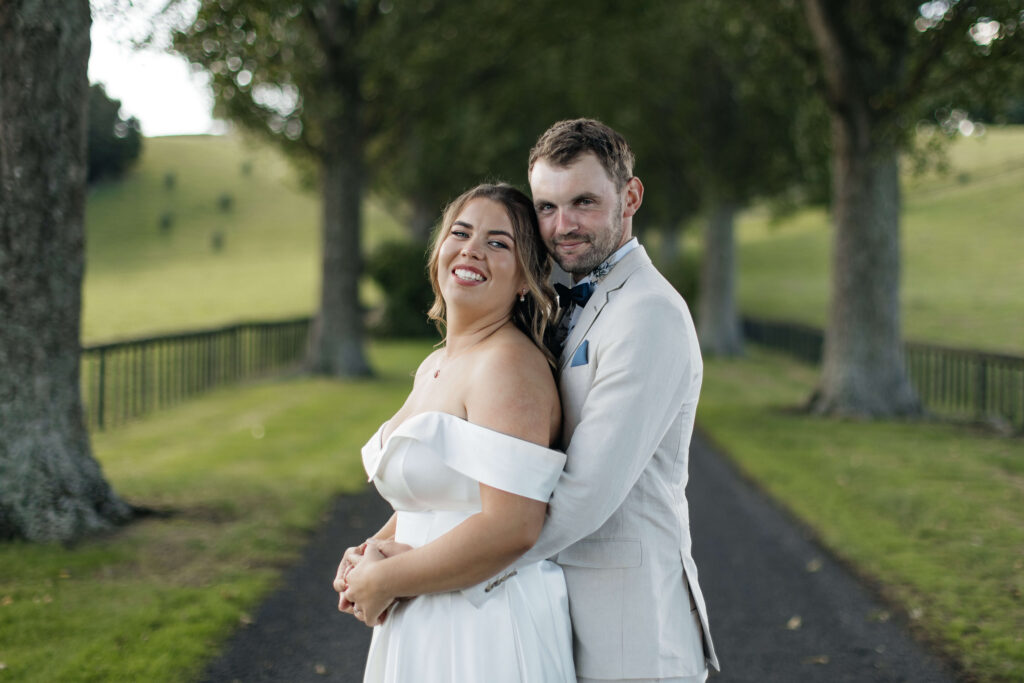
[{"xmin": 523, "ymin": 294, "xmax": 701, "ymax": 563}]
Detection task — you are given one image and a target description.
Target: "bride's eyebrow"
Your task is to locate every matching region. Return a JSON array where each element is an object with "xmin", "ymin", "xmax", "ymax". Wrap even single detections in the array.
[
  {"xmin": 487, "ymin": 230, "xmax": 514, "ymax": 240},
  {"xmin": 453, "ymin": 220, "xmax": 474, "ymax": 229}
]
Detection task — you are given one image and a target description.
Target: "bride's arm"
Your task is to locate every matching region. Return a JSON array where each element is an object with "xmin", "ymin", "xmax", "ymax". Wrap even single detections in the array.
[
  {"xmin": 334, "ymin": 350, "xmax": 445, "ymax": 604},
  {"xmin": 341, "ymin": 342, "xmax": 558, "ymax": 625}
]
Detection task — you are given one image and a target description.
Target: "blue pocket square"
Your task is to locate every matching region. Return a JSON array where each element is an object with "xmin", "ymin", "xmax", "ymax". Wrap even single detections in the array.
[{"xmin": 570, "ymin": 340, "xmax": 589, "ymax": 367}]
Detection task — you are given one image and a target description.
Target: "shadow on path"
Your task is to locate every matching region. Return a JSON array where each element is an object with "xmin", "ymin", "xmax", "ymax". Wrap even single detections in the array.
[{"xmin": 203, "ymin": 432, "xmax": 959, "ymax": 682}]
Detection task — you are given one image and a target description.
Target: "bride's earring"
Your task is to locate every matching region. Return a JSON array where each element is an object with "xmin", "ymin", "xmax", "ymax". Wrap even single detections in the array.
[{"xmin": 519, "ymin": 291, "xmax": 526, "ymax": 303}]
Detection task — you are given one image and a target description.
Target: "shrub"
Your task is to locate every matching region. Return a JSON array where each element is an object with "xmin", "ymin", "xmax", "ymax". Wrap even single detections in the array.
[
  {"xmin": 365, "ymin": 240, "xmax": 435, "ymax": 338},
  {"xmin": 158, "ymin": 211, "xmax": 174, "ymax": 233}
]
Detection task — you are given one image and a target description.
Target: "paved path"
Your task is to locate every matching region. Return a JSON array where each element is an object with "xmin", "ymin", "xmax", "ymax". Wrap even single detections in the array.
[
  {"xmin": 202, "ymin": 432, "xmax": 959, "ymax": 682},
  {"xmin": 687, "ymin": 431, "xmax": 957, "ymax": 682}
]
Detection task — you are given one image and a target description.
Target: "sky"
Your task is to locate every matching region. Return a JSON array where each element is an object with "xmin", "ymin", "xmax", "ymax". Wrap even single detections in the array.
[{"xmin": 88, "ymin": 1, "xmax": 222, "ymax": 137}]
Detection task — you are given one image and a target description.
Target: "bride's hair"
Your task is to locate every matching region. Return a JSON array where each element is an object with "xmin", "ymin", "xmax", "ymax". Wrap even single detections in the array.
[{"xmin": 426, "ymin": 183, "xmax": 557, "ymax": 367}]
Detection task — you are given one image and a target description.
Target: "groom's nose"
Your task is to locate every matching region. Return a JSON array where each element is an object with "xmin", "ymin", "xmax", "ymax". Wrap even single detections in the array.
[{"xmin": 554, "ymin": 209, "xmax": 578, "ymax": 234}]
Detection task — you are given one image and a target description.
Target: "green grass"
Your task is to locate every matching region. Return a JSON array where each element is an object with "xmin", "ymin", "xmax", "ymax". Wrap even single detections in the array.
[
  {"xmin": 0, "ymin": 340, "xmax": 430, "ymax": 682},
  {"xmin": 698, "ymin": 349, "xmax": 1024, "ymax": 682},
  {"xmin": 718, "ymin": 126, "xmax": 1024, "ymax": 354},
  {"xmin": 82, "ymin": 134, "xmax": 405, "ymax": 344}
]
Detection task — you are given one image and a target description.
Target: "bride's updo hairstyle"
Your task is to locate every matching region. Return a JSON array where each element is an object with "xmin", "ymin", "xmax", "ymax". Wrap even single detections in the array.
[{"xmin": 426, "ymin": 183, "xmax": 558, "ymax": 367}]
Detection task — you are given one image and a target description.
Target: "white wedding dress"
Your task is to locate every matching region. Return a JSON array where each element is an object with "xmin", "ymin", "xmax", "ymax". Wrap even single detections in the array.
[{"xmin": 360, "ymin": 411, "xmax": 576, "ymax": 683}]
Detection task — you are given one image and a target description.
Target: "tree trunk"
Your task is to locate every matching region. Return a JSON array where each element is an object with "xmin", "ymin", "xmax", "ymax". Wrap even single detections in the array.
[
  {"xmin": 408, "ymin": 195, "xmax": 437, "ymax": 243},
  {"xmin": 306, "ymin": 1, "xmax": 372, "ymax": 377},
  {"xmin": 697, "ymin": 200, "xmax": 743, "ymax": 356},
  {"xmin": 809, "ymin": 118, "xmax": 920, "ymax": 416},
  {"xmin": 802, "ymin": 0, "xmax": 919, "ymax": 417},
  {"xmin": 0, "ymin": 0, "xmax": 133, "ymax": 542},
  {"xmin": 309, "ymin": 131, "xmax": 372, "ymax": 377}
]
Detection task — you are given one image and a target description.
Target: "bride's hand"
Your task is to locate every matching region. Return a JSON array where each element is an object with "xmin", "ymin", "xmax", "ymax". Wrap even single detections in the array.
[
  {"xmin": 343, "ymin": 544, "xmax": 395, "ymax": 626},
  {"xmin": 374, "ymin": 539, "xmax": 413, "ymax": 558},
  {"xmin": 333, "ymin": 541, "xmax": 367, "ymax": 613}
]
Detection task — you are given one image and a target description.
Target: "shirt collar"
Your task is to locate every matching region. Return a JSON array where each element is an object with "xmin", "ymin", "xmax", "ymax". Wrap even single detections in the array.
[{"xmin": 576, "ymin": 238, "xmax": 639, "ymax": 286}]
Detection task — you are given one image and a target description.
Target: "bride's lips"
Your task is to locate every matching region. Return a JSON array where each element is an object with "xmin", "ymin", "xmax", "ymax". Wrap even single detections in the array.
[{"xmin": 451, "ymin": 265, "xmax": 487, "ymax": 285}]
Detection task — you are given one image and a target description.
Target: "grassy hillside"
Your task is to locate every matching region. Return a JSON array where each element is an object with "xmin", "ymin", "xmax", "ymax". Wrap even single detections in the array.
[
  {"xmin": 84, "ymin": 128, "xmax": 1024, "ymax": 353},
  {"xmin": 729, "ymin": 126, "xmax": 1024, "ymax": 354},
  {"xmin": 82, "ymin": 134, "xmax": 404, "ymax": 344}
]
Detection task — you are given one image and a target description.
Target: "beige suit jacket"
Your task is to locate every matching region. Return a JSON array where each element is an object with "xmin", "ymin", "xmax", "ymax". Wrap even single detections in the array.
[{"xmin": 464, "ymin": 246, "xmax": 719, "ymax": 679}]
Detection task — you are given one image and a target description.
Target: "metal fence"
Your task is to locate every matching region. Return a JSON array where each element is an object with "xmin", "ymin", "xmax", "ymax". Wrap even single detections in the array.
[
  {"xmin": 81, "ymin": 317, "xmax": 312, "ymax": 430},
  {"xmin": 742, "ymin": 316, "xmax": 1024, "ymax": 432}
]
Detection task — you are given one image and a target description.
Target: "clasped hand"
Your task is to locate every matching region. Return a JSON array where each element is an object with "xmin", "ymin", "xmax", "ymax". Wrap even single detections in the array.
[{"xmin": 333, "ymin": 539, "xmax": 408, "ymax": 627}]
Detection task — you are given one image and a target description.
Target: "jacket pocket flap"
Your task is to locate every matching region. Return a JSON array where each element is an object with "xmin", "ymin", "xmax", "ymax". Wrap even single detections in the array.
[{"xmin": 557, "ymin": 539, "xmax": 642, "ymax": 568}]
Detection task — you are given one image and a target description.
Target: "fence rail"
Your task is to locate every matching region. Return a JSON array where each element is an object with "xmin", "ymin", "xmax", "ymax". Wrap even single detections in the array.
[
  {"xmin": 743, "ymin": 316, "xmax": 1024, "ymax": 432},
  {"xmin": 81, "ymin": 315, "xmax": 1022, "ymax": 433},
  {"xmin": 81, "ymin": 317, "xmax": 312, "ymax": 430}
]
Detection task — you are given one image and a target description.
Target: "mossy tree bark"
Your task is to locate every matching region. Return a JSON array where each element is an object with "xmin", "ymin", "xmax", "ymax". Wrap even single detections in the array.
[{"xmin": 0, "ymin": 0, "xmax": 133, "ymax": 542}]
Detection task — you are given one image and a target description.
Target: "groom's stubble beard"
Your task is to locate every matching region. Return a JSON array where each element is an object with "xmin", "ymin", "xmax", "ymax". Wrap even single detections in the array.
[{"xmin": 551, "ymin": 196, "xmax": 626, "ymax": 277}]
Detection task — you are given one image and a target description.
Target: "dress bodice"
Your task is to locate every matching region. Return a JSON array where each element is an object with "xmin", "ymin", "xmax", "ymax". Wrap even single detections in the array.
[
  {"xmin": 361, "ymin": 411, "xmax": 566, "ymax": 547},
  {"xmin": 359, "ymin": 411, "xmax": 576, "ymax": 682}
]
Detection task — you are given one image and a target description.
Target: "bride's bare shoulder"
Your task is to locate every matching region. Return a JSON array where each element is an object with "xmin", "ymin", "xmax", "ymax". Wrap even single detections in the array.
[{"xmin": 463, "ymin": 330, "xmax": 558, "ymax": 445}]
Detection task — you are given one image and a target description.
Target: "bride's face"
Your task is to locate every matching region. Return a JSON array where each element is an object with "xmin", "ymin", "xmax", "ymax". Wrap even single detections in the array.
[{"xmin": 437, "ymin": 198, "xmax": 527, "ymax": 317}]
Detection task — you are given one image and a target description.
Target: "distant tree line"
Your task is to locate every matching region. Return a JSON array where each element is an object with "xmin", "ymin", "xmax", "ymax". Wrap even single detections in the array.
[{"xmin": 87, "ymin": 83, "xmax": 142, "ymax": 184}]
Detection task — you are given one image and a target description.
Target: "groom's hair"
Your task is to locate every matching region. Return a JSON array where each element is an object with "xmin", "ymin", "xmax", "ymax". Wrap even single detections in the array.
[{"xmin": 528, "ymin": 118, "xmax": 635, "ymax": 191}]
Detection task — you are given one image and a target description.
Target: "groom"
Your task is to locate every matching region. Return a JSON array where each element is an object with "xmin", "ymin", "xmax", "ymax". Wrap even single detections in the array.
[{"xmin": 490, "ymin": 118, "xmax": 720, "ymax": 682}]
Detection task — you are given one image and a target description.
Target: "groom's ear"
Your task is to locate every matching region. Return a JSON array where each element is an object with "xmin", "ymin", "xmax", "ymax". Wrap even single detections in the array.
[{"xmin": 622, "ymin": 177, "xmax": 644, "ymax": 218}]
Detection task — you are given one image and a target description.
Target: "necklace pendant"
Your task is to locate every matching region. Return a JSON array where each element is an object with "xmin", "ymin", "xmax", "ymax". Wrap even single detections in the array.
[{"xmin": 433, "ymin": 369, "xmax": 440, "ymax": 378}]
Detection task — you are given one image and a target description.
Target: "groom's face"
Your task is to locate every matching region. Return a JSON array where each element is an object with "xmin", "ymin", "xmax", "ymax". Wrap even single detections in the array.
[{"xmin": 530, "ymin": 153, "xmax": 626, "ymax": 279}]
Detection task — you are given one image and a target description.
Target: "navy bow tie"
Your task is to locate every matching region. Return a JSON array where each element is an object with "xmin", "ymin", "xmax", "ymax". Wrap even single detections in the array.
[{"xmin": 554, "ymin": 281, "xmax": 595, "ymax": 308}]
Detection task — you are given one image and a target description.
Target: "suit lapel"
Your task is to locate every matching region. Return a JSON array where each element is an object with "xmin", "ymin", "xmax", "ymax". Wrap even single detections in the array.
[{"xmin": 559, "ymin": 246, "xmax": 652, "ymax": 371}]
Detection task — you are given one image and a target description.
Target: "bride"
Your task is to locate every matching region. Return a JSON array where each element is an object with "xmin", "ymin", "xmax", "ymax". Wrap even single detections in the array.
[{"xmin": 333, "ymin": 183, "xmax": 575, "ymax": 682}]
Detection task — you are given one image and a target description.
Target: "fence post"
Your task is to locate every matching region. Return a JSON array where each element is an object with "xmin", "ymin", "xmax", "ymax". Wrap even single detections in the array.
[
  {"xmin": 96, "ymin": 349, "xmax": 106, "ymax": 431},
  {"xmin": 974, "ymin": 357, "xmax": 987, "ymax": 421}
]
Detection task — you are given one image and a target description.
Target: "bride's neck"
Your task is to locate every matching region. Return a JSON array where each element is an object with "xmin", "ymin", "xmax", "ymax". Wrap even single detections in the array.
[{"xmin": 443, "ymin": 311, "xmax": 510, "ymax": 355}]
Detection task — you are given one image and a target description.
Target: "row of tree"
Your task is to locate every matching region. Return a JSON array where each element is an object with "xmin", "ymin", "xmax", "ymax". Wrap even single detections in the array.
[
  {"xmin": 170, "ymin": 0, "xmax": 1024, "ymax": 410},
  {"xmin": 1, "ymin": 0, "xmax": 1022, "ymax": 542}
]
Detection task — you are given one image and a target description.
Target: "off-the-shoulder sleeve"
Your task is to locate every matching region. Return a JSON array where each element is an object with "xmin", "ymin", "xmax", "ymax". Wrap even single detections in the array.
[
  {"xmin": 371, "ymin": 412, "xmax": 565, "ymax": 502},
  {"xmin": 432, "ymin": 414, "xmax": 566, "ymax": 501}
]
